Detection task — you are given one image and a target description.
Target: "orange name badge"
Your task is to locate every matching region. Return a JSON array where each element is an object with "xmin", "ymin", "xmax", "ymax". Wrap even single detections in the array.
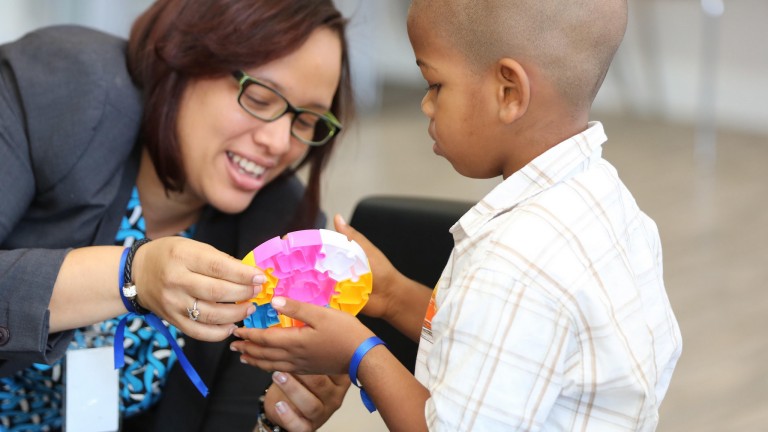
[{"xmin": 423, "ymin": 288, "xmax": 438, "ymax": 330}]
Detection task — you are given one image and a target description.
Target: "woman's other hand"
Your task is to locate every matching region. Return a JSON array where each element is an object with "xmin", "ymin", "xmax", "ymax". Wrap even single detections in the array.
[{"xmin": 261, "ymin": 373, "xmax": 349, "ymax": 432}]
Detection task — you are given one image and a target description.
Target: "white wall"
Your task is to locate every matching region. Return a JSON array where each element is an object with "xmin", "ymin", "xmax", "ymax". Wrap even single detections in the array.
[
  {"xmin": 336, "ymin": 0, "xmax": 768, "ymax": 136},
  {"xmin": 0, "ymin": 0, "xmax": 153, "ymax": 42},
  {"xmin": 600, "ymin": 0, "xmax": 768, "ymax": 136},
  {"xmin": 2, "ymin": 0, "xmax": 766, "ymax": 136}
]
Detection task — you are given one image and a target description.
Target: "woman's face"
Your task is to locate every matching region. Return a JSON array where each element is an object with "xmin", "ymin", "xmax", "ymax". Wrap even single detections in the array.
[{"xmin": 176, "ymin": 27, "xmax": 342, "ymax": 214}]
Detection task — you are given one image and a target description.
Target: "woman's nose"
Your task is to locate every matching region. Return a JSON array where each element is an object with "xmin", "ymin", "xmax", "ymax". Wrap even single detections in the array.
[{"xmin": 252, "ymin": 115, "xmax": 293, "ymax": 155}]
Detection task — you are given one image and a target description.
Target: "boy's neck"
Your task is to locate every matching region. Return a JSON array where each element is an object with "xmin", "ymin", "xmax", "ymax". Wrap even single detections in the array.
[{"xmin": 500, "ymin": 107, "xmax": 590, "ymax": 179}]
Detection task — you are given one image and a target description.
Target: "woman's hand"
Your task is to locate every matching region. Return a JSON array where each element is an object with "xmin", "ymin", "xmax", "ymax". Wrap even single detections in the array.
[
  {"xmin": 232, "ymin": 296, "xmax": 374, "ymax": 376},
  {"xmin": 260, "ymin": 372, "xmax": 350, "ymax": 432},
  {"xmin": 131, "ymin": 236, "xmax": 265, "ymax": 341}
]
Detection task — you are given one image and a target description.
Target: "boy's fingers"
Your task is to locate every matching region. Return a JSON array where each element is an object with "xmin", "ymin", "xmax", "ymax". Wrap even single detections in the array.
[
  {"xmin": 333, "ymin": 214, "xmax": 375, "ymax": 250},
  {"xmin": 270, "ymin": 296, "xmax": 325, "ymax": 327},
  {"xmin": 333, "ymin": 213, "xmax": 360, "ymax": 239}
]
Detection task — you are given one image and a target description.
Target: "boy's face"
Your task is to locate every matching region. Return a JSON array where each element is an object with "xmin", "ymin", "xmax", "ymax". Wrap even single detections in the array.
[{"xmin": 407, "ymin": 9, "xmax": 507, "ymax": 179}]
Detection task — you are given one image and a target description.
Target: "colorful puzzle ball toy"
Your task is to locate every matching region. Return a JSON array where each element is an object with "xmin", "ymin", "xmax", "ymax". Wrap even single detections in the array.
[{"xmin": 241, "ymin": 229, "xmax": 372, "ymax": 328}]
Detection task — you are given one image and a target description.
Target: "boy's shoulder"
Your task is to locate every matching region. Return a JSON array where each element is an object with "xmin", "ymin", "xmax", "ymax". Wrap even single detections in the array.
[{"xmin": 467, "ymin": 159, "xmax": 657, "ymax": 283}]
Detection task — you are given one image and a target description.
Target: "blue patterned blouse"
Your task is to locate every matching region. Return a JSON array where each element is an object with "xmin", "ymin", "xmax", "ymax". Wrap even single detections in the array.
[{"xmin": 0, "ymin": 187, "xmax": 195, "ymax": 431}]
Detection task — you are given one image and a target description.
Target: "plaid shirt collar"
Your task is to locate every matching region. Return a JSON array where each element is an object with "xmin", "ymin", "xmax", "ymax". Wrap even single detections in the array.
[{"xmin": 452, "ymin": 121, "xmax": 608, "ymax": 241}]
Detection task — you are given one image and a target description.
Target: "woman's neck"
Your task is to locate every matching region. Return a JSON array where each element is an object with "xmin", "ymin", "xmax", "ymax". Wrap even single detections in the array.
[{"xmin": 136, "ymin": 149, "xmax": 204, "ymax": 239}]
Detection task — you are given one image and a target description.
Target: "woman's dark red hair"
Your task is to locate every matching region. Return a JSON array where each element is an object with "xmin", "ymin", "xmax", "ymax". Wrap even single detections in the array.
[{"xmin": 127, "ymin": 0, "xmax": 353, "ymax": 227}]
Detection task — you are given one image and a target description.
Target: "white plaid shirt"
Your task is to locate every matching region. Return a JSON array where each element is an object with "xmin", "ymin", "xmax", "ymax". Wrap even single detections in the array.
[{"xmin": 415, "ymin": 122, "xmax": 682, "ymax": 431}]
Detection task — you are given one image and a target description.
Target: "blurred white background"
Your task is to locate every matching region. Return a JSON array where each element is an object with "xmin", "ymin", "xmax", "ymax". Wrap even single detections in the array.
[
  {"xmin": 2, "ymin": 1, "xmax": 767, "ymax": 431},
  {"xmin": 3, "ymin": 0, "xmax": 766, "ymax": 135}
]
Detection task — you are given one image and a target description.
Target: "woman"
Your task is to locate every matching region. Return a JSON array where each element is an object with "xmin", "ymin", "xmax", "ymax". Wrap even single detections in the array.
[{"xmin": 0, "ymin": 0, "xmax": 351, "ymax": 430}]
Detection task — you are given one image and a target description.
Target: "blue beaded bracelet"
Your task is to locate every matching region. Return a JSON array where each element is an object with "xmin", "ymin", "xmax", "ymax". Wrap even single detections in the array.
[{"xmin": 348, "ymin": 336, "xmax": 386, "ymax": 413}]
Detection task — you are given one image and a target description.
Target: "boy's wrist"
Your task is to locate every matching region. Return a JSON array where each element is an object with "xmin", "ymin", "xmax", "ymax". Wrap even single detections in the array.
[
  {"xmin": 348, "ymin": 335, "xmax": 387, "ymax": 413},
  {"xmin": 379, "ymin": 272, "xmax": 411, "ymax": 323}
]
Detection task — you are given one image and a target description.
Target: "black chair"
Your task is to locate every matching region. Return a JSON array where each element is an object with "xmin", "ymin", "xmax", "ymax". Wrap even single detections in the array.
[{"xmin": 349, "ymin": 195, "xmax": 473, "ymax": 372}]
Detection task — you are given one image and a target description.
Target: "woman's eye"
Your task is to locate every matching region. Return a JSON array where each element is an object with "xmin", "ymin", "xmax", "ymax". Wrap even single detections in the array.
[{"xmin": 245, "ymin": 94, "xmax": 270, "ymax": 107}]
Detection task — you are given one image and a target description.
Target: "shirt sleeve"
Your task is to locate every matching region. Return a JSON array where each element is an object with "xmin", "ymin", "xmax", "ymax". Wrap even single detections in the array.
[
  {"xmin": 0, "ymin": 37, "xmax": 74, "ymax": 375},
  {"xmin": 422, "ymin": 266, "xmax": 571, "ymax": 431}
]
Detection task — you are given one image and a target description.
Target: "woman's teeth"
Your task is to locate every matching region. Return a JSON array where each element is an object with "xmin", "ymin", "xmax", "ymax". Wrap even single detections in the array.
[{"xmin": 228, "ymin": 151, "xmax": 266, "ymax": 178}]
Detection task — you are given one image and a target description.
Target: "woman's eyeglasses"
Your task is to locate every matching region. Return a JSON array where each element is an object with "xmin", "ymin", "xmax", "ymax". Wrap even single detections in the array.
[{"xmin": 233, "ymin": 71, "xmax": 342, "ymax": 146}]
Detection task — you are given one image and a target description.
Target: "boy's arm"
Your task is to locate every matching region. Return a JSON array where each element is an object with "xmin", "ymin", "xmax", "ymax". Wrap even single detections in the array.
[
  {"xmin": 334, "ymin": 214, "xmax": 432, "ymax": 341},
  {"xmin": 357, "ymin": 343, "xmax": 430, "ymax": 432},
  {"xmin": 232, "ymin": 298, "xmax": 431, "ymax": 432}
]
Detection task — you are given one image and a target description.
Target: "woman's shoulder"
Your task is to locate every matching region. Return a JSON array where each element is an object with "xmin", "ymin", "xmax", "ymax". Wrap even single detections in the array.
[
  {"xmin": 1, "ymin": 24, "xmax": 140, "ymax": 107},
  {"xmin": 1, "ymin": 25, "xmax": 131, "ymax": 78},
  {"xmin": 2, "ymin": 24, "xmax": 125, "ymax": 61},
  {"xmin": 0, "ymin": 25, "xmax": 142, "ymax": 186}
]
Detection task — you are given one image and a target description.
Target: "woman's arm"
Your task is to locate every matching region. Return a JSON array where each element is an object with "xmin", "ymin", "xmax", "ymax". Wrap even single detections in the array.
[{"xmin": 49, "ymin": 237, "xmax": 265, "ymax": 340}]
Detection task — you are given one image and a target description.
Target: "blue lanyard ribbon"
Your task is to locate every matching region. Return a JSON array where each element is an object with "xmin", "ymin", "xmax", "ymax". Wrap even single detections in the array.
[{"xmin": 114, "ymin": 247, "xmax": 209, "ymax": 397}]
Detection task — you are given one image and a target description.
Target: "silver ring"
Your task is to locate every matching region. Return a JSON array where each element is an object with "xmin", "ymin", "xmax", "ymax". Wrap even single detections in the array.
[{"xmin": 187, "ymin": 299, "xmax": 200, "ymax": 321}]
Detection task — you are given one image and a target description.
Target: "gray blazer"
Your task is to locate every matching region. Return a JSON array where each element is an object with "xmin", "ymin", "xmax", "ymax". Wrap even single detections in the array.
[
  {"xmin": 0, "ymin": 25, "xmax": 142, "ymax": 374},
  {"xmin": 0, "ymin": 26, "xmax": 312, "ymax": 430}
]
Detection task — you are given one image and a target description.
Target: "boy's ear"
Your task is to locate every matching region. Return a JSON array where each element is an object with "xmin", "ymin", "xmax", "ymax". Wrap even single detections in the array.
[{"xmin": 495, "ymin": 58, "xmax": 530, "ymax": 123}]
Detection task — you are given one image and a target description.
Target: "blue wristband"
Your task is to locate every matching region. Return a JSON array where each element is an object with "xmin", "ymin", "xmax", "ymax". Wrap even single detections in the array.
[
  {"xmin": 113, "ymin": 244, "xmax": 209, "ymax": 397},
  {"xmin": 348, "ymin": 336, "xmax": 386, "ymax": 413}
]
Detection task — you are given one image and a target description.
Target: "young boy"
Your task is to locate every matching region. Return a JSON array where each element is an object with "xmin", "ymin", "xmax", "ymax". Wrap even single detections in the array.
[{"xmin": 232, "ymin": 0, "xmax": 683, "ymax": 430}]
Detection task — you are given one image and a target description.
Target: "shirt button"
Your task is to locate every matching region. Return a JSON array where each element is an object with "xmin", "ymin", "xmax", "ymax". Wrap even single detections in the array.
[{"xmin": 0, "ymin": 327, "xmax": 9, "ymax": 346}]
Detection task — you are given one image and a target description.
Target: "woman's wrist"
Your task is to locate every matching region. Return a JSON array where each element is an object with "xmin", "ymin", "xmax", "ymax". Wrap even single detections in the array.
[
  {"xmin": 119, "ymin": 238, "xmax": 152, "ymax": 314},
  {"xmin": 257, "ymin": 388, "xmax": 282, "ymax": 432}
]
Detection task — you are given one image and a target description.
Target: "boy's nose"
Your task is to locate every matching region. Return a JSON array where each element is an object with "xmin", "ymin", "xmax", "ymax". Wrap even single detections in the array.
[{"xmin": 420, "ymin": 93, "xmax": 434, "ymax": 118}]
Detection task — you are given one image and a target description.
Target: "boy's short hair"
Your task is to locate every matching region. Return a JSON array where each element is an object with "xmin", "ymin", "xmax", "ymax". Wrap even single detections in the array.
[{"xmin": 410, "ymin": 0, "xmax": 627, "ymax": 110}]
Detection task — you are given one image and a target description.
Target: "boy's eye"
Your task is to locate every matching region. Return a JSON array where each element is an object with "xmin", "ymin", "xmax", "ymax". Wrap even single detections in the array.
[{"xmin": 425, "ymin": 83, "xmax": 441, "ymax": 93}]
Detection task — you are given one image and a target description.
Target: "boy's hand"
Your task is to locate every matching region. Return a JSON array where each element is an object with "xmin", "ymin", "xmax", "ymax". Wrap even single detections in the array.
[
  {"xmin": 333, "ymin": 214, "xmax": 400, "ymax": 320},
  {"xmin": 232, "ymin": 296, "xmax": 375, "ymax": 375}
]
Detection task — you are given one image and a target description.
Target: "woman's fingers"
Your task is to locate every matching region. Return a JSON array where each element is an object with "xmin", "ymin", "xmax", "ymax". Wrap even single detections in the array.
[
  {"xmin": 181, "ymin": 245, "xmax": 267, "ymax": 302},
  {"xmin": 176, "ymin": 321, "xmax": 238, "ymax": 342},
  {"xmin": 265, "ymin": 373, "xmax": 350, "ymax": 431},
  {"xmin": 272, "ymin": 372, "xmax": 324, "ymax": 419},
  {"xmin": 264, "ymin": 380, "xmax": 314, "ymax": 432},
  {"xmin": 188, "ymin": 299, "xmax": 255, "ymax": 324},
  {"xmin": 134, "ymin": 237, "xmax": 263, "ymax": 304},
  {"xmin": 118, "ymin": 236, "xmax": 272, "ymax": 341}
]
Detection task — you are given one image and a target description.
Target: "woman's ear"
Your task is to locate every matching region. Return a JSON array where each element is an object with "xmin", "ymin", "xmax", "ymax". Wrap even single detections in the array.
[{"xmin": 496, "ymin": 58, "xmax": 530, "ymax": 123}]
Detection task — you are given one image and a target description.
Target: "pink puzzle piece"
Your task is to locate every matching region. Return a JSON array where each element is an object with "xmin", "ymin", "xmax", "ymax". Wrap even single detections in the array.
[{"xmin": 241, "ymin": 229, "xmax": 372, "ymax": 328}]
